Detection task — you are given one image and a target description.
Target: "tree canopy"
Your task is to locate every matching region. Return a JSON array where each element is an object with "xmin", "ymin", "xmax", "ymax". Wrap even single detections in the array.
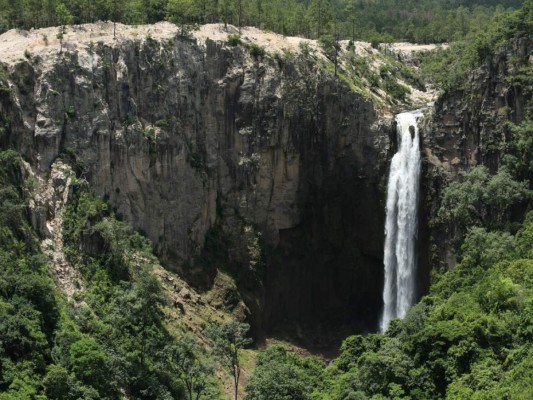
[{"xmin": 0, "ymin": 0, "xmax": 526, "ymax": 43}]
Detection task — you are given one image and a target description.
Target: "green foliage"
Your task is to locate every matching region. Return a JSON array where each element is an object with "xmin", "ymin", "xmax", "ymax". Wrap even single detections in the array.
[
  {"xmin": 0, "ymin": 150, "xmax": 216, "ymax": 398},
  {"xmin": 318, "ymin": 34, "xmax": 338, "ymax": 60},
  {"xmin": 227, "ymin": 34, "xmax": 242, "ymax": 46},
  {"xmin": 55, "ymin": 3, "xmax": 72, "ymax": 27},
  {"xmin": 382, "ymin": 76, "xmax": 410, "ymax": 102},
  {"xmin": 248, "ymin": 43, "xmax": 265, "ymax": 59},
  {"xmin": 42, "ymin": 363, "xmax": 100, "ymax": 400},
  {"xmin": 143, "ymin": 128, "xmax": 156, "ymax": 141},
  {"xmin": 0, "ymin": 0, "xmax": 523, "ymax": 44},
  {"xmin": 205, "ymin": 321, "xmax": 252, "ymax": 400},
  {"xmin": 59, "ymin": 185, "xmax": 196, "ymax": 398},
  {"xmin": 55, "ymin": 3, "xmax": 72, "ymax": 53},
  {"xmin": 437, "ymin": 165, "xmax": 529, "ymax": 230},
  {"xmin": 154, "ymin": 118, "xmax": 169, "ymax": 128},
  {"xmin": 357, "ymin": 338, "xmax": 414, "ymax": 397},
  {"xmin": 319, "ymin": 34, "xmax": 341, "ymax": 76},
  {"xmin": 460, "ymin": 227, "xmax": 516, "ymax": 270},
  {"xmin": 422, "ymin": 1, "xmax": 533, "ymax": 91},
  {"xmin": 245, "ymin": 346, "xmax": 325, "ymax": 400},
  {"xmin": 503, "ymin": 119, "xmax": 533, "ymax": 180},
  {"xmin": 160, "ymin": 334, "xmax": 215, "ymax": 399},
  {"xmin": 0, "ymin": 150, "xmax": 59, "ymax": 397},
  {"xmin": 65, "ymin": 105, "xmax": 77, "ymax": 120},
  {"xmin": 69, "ymin": 337, "xmax": 113, "ymax": 395}
]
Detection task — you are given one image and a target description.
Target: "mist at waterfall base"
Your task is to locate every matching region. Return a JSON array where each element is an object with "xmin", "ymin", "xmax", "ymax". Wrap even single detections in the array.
[{"xmin": 380, "ymin": 110, "xmax": 422, "ymax": 333}]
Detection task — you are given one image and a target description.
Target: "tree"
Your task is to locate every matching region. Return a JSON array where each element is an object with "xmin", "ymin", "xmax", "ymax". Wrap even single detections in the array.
[
  {"xmin": 161, "ymin": 334, "xmax": 215, "ymax": 400},
  {"xmin": 237, "ymin": 0, "xmax": 242, "ymax": 32},
  {"xmin": 356, "ymin": 337, "xmax": 414, "ymax": 397},
  {"xmin": 345, "ymin": 0, "xmax": 360, "ymax": 42},
  {"xmin": 460, "ymin": 227, "xmax": 516, "ymax": 270},
  {"xmin": 69, "ymin": 337, "xmax": 113, "ymax": 395},
  {"xmin": 110, "ymin": 0, "xmax": 122, "ymax": 37},
  {"xmin": 245, "ymin": 346, "xmax": 324, "ymax": 400},
  {"xmin": 42, "ymin": 364, "xmax": 100, "ymax": 400},
  {"xmin": 166, "ymin": 0, "xmax": 201, "ymax": 37},
  {"xmin": 438, "ymin": 166, "xmax": 529, "ymax": 230},
  {"xmin": 308, "ymin": 0, "xmax": 332, "ymax": 38},
  {"xmin": 42, "ymin": 365, "xmax": 73, "ymax": 400},
  {"xmin": 504, "ymin": 119, "xmax": 533, "ymax": 181},
  {"xmin": 319, "ymin": 33, "xmax": 340, "ymax": 76},
  {"xmin": 55, "ymin": 3, "xmax": 72, "ymax": 54},
  {"xmin": 205, "ymin": 321, "xmax": 252, "ymax": 400},
  {"xmin": 219, "ymin": 0, "xmax": 234, "ymax": 29}
]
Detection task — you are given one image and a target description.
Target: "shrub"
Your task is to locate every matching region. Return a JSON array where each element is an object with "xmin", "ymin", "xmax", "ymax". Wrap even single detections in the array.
[
  {"xmin": 66, "ymin": 105, "xmax": 77, "ymax": 120},
  {"xmin": 382, "ymin": 76, "xmax": 410, "ymax": 101},
  {"xmin": 154, "ymin": 118, "xmax": 169, "ymax": 128},
  {"xmin": 298, "ymin": 41, "xmax": 312, "ymax": 55},
  {"xmin": 249, "ymin": 43, "xmax": 265, "ymax": 59},
  {"xmin": 227, "ymin": 34, "xmax": 241, "ymax": 46}
]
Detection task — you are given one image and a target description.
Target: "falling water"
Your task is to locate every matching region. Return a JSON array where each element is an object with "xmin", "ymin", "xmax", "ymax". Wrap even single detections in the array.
[{"xmin": 380, "ymin": 110, "xmax": 422, "ymax": 332}]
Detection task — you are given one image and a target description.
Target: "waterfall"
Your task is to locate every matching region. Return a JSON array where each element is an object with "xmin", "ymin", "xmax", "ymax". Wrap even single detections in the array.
[{"xmin": 380, "ymin": 110, "xmax": 422, "ymax": 332}]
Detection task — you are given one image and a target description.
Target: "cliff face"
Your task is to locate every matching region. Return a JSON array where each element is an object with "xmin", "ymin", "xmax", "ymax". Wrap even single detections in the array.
[
  {"xmin": 425, "ymin": 37, "xmax": 532, "ymax": 172},
  {"xmin": 0, "ymin": 27, "xmax": 392, "ymax": 337},
  {"xmin": 420, "ymin": 36, "xmax": 533, "ymax": 273}
]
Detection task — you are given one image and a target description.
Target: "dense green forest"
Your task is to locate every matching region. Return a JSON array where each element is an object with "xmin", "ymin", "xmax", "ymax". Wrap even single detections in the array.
[{"xmin": 0, "ymin": 0, "xmax": 525, "ymax": 43}]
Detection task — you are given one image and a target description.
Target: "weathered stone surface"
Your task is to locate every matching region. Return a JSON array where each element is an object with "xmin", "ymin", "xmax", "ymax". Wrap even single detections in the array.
[{"xmin": 1, "ymin": 32, "xmax": 393, "ymax": 336}]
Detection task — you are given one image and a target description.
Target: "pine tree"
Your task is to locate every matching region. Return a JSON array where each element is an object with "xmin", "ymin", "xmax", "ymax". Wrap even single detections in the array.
[{"xmin": 56, "ymin": 3, "xmax": 72, "ymax": 53}]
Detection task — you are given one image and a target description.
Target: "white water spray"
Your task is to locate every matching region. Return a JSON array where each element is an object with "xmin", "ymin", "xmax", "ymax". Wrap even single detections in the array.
[{"xmin": 380, "ymin": 110, "xmax": 422, "ymax": 332}]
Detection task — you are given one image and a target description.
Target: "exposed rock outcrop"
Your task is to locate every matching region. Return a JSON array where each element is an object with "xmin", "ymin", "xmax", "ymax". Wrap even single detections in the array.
[
  {"xmin": 26, "ymin": 160, "xmax": 85, "ymax": 298},
  {"xmin": 0, "ymin": 26, "xmax": 394, "ymax": 339}
]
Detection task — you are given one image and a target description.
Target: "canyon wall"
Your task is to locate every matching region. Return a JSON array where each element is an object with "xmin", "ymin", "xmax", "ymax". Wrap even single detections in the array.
[{"xmin": 0, "ymin": 32, "xmax": 393, "ymax": 337}]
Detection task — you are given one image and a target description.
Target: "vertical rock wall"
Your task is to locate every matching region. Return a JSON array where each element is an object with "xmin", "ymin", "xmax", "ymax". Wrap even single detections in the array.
[{"xmin": 0, "ymin": 35, "xmax": 393, "ymax": 337}]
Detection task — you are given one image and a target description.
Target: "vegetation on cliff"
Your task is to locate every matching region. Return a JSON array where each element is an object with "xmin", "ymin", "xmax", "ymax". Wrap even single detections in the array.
[
  {"xmin": 0, "ymin": 155, "xmax": 181, "ymax": 398},
  {"xmin": 422, "ymin": 0, "xmax": 533, "ymax": 91},
  {"xmin": 0, "ymin": 153, "xmax": 251, "ymax": 398}
]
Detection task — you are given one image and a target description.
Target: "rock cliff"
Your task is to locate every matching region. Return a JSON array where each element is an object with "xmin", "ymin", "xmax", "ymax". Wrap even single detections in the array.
[
  {"xmin": 0, "ymin": 23, "xmax": 396, "ymax": 340},
  {"xmin": 420, "ymin": 36, "xmax": 533, "ymax": 275}
]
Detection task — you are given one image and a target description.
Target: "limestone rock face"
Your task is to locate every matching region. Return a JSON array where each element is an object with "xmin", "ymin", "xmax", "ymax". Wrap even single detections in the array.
[{"xmin": 1, "ymin": 34, "xmax": 392, "ymax": 335}]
